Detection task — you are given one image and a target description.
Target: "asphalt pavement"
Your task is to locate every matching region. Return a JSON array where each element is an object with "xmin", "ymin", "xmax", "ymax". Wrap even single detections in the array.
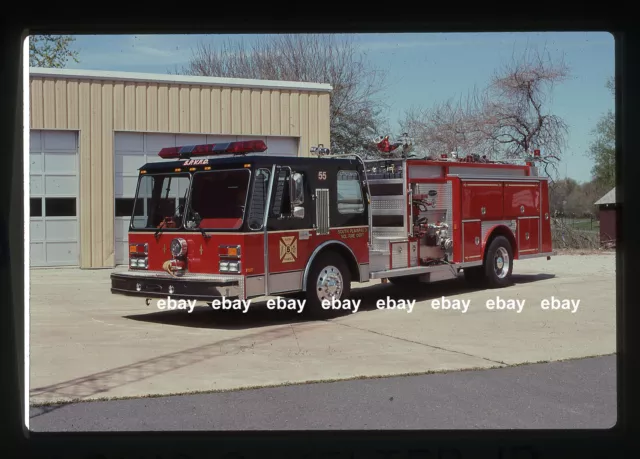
[{"xmin": 29, "ymin": 354, "xmax": 616, "ymax": 431}]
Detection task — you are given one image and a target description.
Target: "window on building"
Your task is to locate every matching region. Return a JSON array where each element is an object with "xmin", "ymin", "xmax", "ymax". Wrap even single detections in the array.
[
  {"xmin": 115, "ymin": 198, "xmax": 144, "ymax": 217},
  {"xmin": 45, "ymin": 198, "xmax": 76, "ymax": 217},
  {"xmin": 30, "ymin": 198, "xmax": 42, "ymax": 217}
]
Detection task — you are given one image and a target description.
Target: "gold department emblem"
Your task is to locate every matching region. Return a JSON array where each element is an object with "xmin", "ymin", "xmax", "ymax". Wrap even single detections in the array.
[{"xmin": 279, "ymin": 236, "xmax": 298, "ymax": 263}]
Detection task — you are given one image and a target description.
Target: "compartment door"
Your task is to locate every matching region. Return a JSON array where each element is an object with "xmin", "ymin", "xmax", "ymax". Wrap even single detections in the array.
[
  {"xmin": 462, "ymin": 220, "xmax": 482, "ymax": 262},
  {"xmin": 461, "ymin": 181, "xmax": 504, "ymax": 220},
  {"xmin": 503, "ymin": 182, "xmax": 540, "ymax": 218},
  {"xmin": 517, "ymin": 217, "xmax": 540, "ymax": 256}
]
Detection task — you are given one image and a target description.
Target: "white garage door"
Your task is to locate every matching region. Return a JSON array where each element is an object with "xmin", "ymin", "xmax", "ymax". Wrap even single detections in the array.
[
  {"xmin": 29, "ymin": 130, "xmax": 79, "ymax": 267},
  {"xmin": 114, "ymin": 133, "xmax": 299, "ymax": 265}
]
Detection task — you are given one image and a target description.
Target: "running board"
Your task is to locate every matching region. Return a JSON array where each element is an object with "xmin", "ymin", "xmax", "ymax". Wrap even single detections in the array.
[{"xmin": 370, "ymin": 264, "xmax": 459, "ymax": 281}]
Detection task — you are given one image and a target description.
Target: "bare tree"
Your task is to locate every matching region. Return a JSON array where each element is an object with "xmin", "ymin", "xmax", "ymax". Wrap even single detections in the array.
[
  {"xmin": 176, "ymin": 34, "xmax": 389, "ymax": 155},
  {"xmin": 402, "ymin": 45, "xmax": 570, "ymax": 177},
  {"xmin": 29, "ymin": 35, "xmax": 80, "ymax": 68}
]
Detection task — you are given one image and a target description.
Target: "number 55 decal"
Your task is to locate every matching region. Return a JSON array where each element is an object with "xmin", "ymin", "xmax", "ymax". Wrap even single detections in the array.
[{"xmin": 318, "ymin": 171, "xmax": 327, "ymax": 180}]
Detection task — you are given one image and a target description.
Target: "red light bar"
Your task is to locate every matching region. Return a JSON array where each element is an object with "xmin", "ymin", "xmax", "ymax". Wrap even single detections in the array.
[{"xmin": 158, "ymin": 140, "xmax": 268, "ymax": 159}]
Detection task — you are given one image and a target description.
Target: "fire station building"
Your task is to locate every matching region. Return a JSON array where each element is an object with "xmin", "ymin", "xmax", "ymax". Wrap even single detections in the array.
[{"xmin": 28, "ymin": 67, "xmax": 332, "ymax": 268}]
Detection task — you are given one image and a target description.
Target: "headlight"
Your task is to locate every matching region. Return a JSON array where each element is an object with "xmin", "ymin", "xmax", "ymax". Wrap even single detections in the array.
[
  {"xmin": 170, "ymin": 238, "xmax": 188, "ymax": 257},
  {"xmin": 129, "ymin": 257, "xmax": 148, "ymax": 269},
  {"xmin": 219, "ymin": 261, "xmax": 240, "ymax": 273}
]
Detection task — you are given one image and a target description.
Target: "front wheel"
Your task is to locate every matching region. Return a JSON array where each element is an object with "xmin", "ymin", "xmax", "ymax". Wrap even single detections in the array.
[
  {"xmin": 304, "ymin": 251, "xmax": 351, "ymax": 319},
  {"xmin": 484, "ymin": 235, "xmax": 514, "ymax": 288}
]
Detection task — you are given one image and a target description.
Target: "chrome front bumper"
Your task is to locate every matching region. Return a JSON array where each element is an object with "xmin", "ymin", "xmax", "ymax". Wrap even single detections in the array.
[{"xmin": 110, "ymin": 270, "xmax": 245, "ymax": 300}]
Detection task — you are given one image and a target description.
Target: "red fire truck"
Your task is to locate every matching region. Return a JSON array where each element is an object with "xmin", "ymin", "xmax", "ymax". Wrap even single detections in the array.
[{"xmin": 110, "ymin": 137, "xmax": 554, "ymax": 317}]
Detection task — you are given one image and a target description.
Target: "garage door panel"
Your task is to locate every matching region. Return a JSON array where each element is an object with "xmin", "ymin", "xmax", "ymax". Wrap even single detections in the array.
[
  {"xmin": 30, "ymin": 176, "xmax": 43, "ymax": 195},
  {"xmin": 30, "ymin": 243, "xmax": 45, "ymax": 265},
  {"xmin": 30, "ymin": 220, "xmax": 45, "ymax": 241},
  {"xmin": 206, "ymin": 135, "xmax": 237, "ymax": 144},
  {"xmin": 45, "ymin": 220, "xmax": 78, "ymax": 242},
  {"xmin": 116, "ymin": 176, "xmax": 141, "ymax": 198},
  {"xmin": 115, "ymin": 219, "xmax": 130, "ymax": 241},
  {"xmin": 30, "ymin": 129, "xmax": 79, "ymax": 267},
  {"xmin": 43, "ymin": 130, "xmax": 77, "ymax": 151},
  {"xmin": 45, "ymin": 242, "xmax": 78, "ymax": 265},
  {"xmin": 266, "ymin": 137, "xmax": 298, "ymax": 156},
  {"xmin": 30, "ymin": 154, "xmax": 43, "ymax": 173},
  {"xmin": 44, "ymin": 152, "xmax": 77, "ymax": 173},
  {"xmin": 175, "ymin": 134, "xmax": 207, "ymax": 146},
  {"xmin": 115, "ymin": 132, "xmax": 144, "ymax": 152},
  {"xmin": 44, "ymin": 176, "xmax": 78, "ymax": 196},
  {"xmin": 30, "ymin": 131, "xmax": 42, "ymax": 151},
  {"xmin": 115, "ymin": 154, "xmax": 147, "ymax": 173},
  {"xmin": 145, "ymin": 133, "xmax": 176, "ymax": 152},
  {"xmin": 115, "ymin": 242, "xmax": 129, "ymax": 266}
]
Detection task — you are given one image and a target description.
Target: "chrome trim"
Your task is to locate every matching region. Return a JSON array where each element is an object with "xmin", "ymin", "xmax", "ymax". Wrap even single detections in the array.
[
  {"xmin": 448, "ymin": 166, "xmax": 526, "ymax": 177},
  {"xmin": 315, "ymin": 188, "xmax": 330, "ymax": 235},
  {"xmin": 263, "ymin": 164, "xmax": 277, "ymax": 296},
  {"xmin": 462, "ymin": 219, "xmax": 481, "ymax": 223},
  {"xmin": 268, "ymin": 270, "xmax": 304, "ymax": 294},
  {"xmin": 408, "ymin": 187, "xmax": 414, "ymax": 237},
  {"xmin": 370, "ymin": 263, "xmax": 458, "ymax": 279},
  {"xmin": 539, "ymin": 181, "xmax": 543, "ymax": 252},
  {"xmin": 359, "ymin": 263, "xmax": 370, "ymax": 282},
  {"xmin": 518, "ymin": 216, "xmax": 540, "ymax": 219},
  {"xmin": 302, "ymin": 240, "xmax": 359, "ymax": 291},
  {"xmin": 114, "ymin": 270, "xmax": 244, "ymax": 282},
  {"xmin": 171, "ymin": 238, "xmax": 188, "ymax": 257},
  {"xmin": 448, "ymin": 174, "xmax": 548, "ymax": 182}
]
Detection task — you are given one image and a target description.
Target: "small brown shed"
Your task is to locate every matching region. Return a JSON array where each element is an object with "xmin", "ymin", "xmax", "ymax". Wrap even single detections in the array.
[{"xmin": 594, "ymin": 187, "xmax": 620, "ymax": 247}]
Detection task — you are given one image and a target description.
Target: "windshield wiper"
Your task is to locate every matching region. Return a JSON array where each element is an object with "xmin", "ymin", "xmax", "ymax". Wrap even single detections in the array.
[
  {"xmin": 188, "ymin": 211, "xmax": 211, "ymax": 239},
  {"xmin": 198, "ymin": 226, "xmax": 211, "ymax": 239}
]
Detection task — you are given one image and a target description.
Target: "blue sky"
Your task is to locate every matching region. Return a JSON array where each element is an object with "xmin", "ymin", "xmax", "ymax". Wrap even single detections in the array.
[{"xmin": 62, "ymin": 32, "xmax": 615, "ymax": 183}]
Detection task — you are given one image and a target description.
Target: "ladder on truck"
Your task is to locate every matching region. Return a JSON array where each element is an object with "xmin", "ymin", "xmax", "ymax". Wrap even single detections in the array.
[{"xmin": 363, "ymin": 158, "xmax": 412, "ymax": 274}]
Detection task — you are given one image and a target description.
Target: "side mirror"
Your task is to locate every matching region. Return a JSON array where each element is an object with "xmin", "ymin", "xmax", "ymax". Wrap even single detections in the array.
[
  {"xmin": 290, "ymin": 172, "xmax": 304, "ymax": 206},
  {"xmin": 293, "ymin": 206, "xmax": 304, "ymax": 219}
]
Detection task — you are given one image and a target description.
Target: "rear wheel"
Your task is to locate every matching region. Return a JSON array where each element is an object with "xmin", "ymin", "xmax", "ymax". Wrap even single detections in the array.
[
  {"xmin": 304, "ymin": 251, "xmax": 351, "ymax": 319},
  {"xmin": 483, "ymin": 236, "xmax": 514, "ymax": 288}
]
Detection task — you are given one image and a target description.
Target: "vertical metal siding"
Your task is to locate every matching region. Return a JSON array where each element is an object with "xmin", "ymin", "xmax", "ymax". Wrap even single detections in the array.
[{"xmin": 30, "ymin": 76, "xmax": 331, "ymax": 268}]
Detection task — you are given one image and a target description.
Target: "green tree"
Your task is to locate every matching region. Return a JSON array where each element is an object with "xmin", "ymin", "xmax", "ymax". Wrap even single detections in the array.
[
  {"xmin": 588, "ymin": 76, "xmax": 615, "ymax": 190},
  {"xmin": 29, "ymin": 35, "xmax": 80, "ymax": 68}
]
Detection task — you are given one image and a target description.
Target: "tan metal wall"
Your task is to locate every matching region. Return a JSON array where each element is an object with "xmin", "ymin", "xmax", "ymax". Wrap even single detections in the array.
[{"xmin": 30, "ymin": 76, "xmax": 331, "ymax": 268}]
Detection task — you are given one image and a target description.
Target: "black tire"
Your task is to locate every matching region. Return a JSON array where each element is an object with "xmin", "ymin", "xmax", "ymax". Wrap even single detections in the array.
[
  {"xmin": 483, "ymin": 235, "xmax": 514, "ymax": 288},
  {"xmin": 304, "ymin": 251, "xmax": 351, "ymax": 319}
]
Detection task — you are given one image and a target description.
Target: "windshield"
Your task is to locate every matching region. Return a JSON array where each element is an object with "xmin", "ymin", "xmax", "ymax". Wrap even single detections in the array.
[
  {"xmin": 184, "ymin": 169, "xmax": 251, "ymax": 230},
  {"xmin": 131, "ymin": 173, "xmax": 191, "ymax": 230}
]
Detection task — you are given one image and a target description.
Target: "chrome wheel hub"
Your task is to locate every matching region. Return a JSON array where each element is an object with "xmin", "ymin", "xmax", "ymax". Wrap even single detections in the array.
[
  {"xmin": 494, "ymin": 247, "xmax": 509, "ymax": 278},
  {"xmin": 316, "ymin": 266, "xmax": 343, "ymax": 302}
]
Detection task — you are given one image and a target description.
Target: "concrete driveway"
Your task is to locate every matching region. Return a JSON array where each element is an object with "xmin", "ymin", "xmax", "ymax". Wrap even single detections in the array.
[{"xmin": 28, "ymin": 253, "xmax": 616, "ymax": 405}]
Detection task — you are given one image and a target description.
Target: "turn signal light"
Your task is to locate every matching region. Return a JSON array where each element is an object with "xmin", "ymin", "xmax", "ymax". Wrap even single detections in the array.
[
  {"xmin": 129, "ymin": 243, "xmax": 148, "ymax": 254},
  {"xmin": 219, "ymin": 245, "xmax": 241, "ymax": 258}
]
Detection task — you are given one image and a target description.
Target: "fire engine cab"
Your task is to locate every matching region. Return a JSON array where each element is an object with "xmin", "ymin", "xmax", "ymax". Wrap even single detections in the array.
[{"xmin": 110, "ymin": 137, "xmax": 554, "ymax": 317}]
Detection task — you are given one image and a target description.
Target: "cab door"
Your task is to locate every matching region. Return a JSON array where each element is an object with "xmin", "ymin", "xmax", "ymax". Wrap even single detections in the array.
[{"xmin": 263, "ymin": 165, "xmax": 314, "ymax": 295}]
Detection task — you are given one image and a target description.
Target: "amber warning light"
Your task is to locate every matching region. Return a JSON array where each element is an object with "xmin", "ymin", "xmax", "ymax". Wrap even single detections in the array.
[{"xmin": 158, "ymin": 140, "xmax": 268, "ymax": 159}]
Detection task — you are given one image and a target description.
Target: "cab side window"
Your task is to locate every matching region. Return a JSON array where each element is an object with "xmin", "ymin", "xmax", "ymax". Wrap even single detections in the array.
[{"xmin": 337, "ymin": 170, "xmax": 364, "ymax": 214}]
